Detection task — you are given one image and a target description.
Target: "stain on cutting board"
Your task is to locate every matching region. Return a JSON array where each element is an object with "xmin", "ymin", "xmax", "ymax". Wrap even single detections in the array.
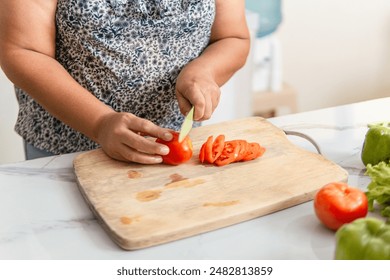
[
  {"xmin": 169, "ymin": 173, "xmax": 187, "ymax": 182},
  {"xmin": 120, "ymin": 215, "xmax": 142, "ymax": 225},
  {"xmin": 165, "ymin": 173, "xmax": 205, "ymax": 188},
  {"xmin": 127, "ymin": 170, "xmax": 143, "ymax": 179},
  {"xmin": 165, "ymin": 178, "xmax": 206, "ymax": 189},
  {"xmin": 134, "ymin": 173, "xmax": 206, "ymax": 203},
  {"xmin": 136, "ymin": 190, "xmax": 162, "ymax": 202}
]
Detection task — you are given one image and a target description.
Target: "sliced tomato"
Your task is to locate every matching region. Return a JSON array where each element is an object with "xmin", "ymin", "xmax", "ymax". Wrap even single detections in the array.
[
  {"xmin": 203, "ymin": 135, "xmax": 214, "ymax": 163},
  {"xmin": 242, "ymin": 142, "xmax": 265, "ymax": 161},
  {"xmin": 235, "ymin": 140, "xmax": 249, "ymax": 162},
  {"xmin": 214, "ymin": 141, "xmax": 240, "ymax": 166},
  {"xmin": 257, "ymin": 145, "xmax": 266, "ymax": 157},
  {"xmin": 199, "ymin": 142, "xmax": 206, "ymax": 163},
  {"xmin": 199, "ymin": 135, "xmax": 266, "ymax": 166},
  {"xmin": 210, "ymin": 134, "xmax": 225, "ymax": 163},
  {"xmin": 199, "ymin": 134, "xmax": 225, "ymax": 164}
]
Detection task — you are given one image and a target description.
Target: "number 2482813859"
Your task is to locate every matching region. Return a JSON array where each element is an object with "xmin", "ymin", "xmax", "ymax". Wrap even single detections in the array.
[{"xmin": 209, "ymin": 266, "xmax": 273, "ymax": 276}]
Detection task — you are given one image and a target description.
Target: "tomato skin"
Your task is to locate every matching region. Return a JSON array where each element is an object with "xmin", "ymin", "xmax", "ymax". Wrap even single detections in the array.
[
  {"xmin": 199, "ymin": 143, "xmax": 206, "ymax": 163},
  {"xmin": 214, "ymin": 140, "xmax": 240, "ymax": 166},
  {"xmin": 156, "ymin": 132, "xmax": 193, "ymax": 165},
  {"xmin": 314, "ymin": 182, "xmax": 368, "ymax": 231},
  {"xmin": 204, "ymin": 135, "xmax": 215, "ymax": 163},
  {"xmin": 199, "ymin": 134, "xmax": 266, "ymax": 166},
  {"xmin": 211, "ymin": 134, "xmax": 225, "ymax": 162},
  {"xmin": 200, "ymin": 135, "xmax": 225, "ymax": 163},
  {"xmin": 242, "ymin": 142, "xmax": 265, "ymax": 161}
]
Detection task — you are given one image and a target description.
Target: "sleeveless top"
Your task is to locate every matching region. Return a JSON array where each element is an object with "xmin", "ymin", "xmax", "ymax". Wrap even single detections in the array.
[{"xmin": 14, "ymin": 0, "xmax": 215, "ymax": 154}]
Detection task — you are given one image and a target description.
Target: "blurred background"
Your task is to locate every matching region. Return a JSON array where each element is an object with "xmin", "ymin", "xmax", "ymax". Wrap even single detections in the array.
[{"xmin": 1, "ymin": 0, "xmax": 390, "ymax": 164}]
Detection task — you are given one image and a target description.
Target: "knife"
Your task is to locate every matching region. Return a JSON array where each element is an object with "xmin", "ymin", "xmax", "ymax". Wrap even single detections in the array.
[{"xmin": 178, "ymin": 106, "xmax": 194, "ymax": 142}]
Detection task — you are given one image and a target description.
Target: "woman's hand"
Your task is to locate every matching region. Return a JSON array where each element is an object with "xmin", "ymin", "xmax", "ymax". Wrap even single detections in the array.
[
  {"xmin": 175, "ymin": 65, "xmax": 221, "ymax": 121},
  {"xmin": 95, "ymin": 112, "xmax": 173, "ymax": 164}
]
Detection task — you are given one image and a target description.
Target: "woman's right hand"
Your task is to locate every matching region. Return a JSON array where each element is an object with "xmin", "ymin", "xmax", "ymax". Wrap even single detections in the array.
[{"xmin": 95, "ymin": 112, "xmax": 174, "ymax": 164}]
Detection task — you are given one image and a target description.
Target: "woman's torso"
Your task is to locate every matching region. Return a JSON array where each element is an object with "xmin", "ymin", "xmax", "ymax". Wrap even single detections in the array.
[{"xmin": 15, "ymin": 0, "xmax": 215, "ymax": 154}]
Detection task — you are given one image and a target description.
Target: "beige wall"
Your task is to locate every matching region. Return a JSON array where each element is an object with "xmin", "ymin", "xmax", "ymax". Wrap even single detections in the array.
[
  {"xmin": 0, "ymin": 70, "xmax": 24, "ymax": 164},
  {"xmin": 278, "ymin": 0, "xmax": 390, "ymax": 111}
]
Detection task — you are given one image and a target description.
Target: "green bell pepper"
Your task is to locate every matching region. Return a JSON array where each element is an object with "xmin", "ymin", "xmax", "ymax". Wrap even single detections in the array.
[
  {"xmin": 335, "ymin": 217, "xmax": 390, "ymax": 260},
  {"xmin": 361, "ymin": 122, "xmax": 390, "ymax": 166}
]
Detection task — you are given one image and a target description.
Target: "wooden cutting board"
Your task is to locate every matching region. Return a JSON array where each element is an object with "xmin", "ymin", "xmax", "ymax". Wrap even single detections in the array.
[{"xmin": 73, "ymin": 117, "xmax": 348, "ymax": 250}]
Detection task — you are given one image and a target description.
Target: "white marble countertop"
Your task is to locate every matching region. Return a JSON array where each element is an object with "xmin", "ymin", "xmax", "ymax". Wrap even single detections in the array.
[{"xmin": 1, "ymin": 97, "xmax": 388, "ymax": 260}]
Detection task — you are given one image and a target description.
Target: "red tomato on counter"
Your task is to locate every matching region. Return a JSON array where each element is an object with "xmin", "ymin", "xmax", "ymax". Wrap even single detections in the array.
[
  {"xmin": 314, "ymin": 182, "xmax": 368, "ymax": 231},
  {"xmin": 156, "ymin": 132, "xmax": 193, "ymax": 165}
]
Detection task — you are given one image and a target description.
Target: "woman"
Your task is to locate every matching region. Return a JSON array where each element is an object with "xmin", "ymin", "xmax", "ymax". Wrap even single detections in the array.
[{"xmin": 0, "ymin": 0, "xmax": 250, "ymax": 163}]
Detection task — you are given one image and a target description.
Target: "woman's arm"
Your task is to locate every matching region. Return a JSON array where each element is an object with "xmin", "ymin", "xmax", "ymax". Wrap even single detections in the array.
[
  {"xmin": 0, "ymin": 0, "xmax": 172, "ymax": 163},
  {"xmin": 175, "ymin": 0, "xmax": 250, "ymax": 121}
]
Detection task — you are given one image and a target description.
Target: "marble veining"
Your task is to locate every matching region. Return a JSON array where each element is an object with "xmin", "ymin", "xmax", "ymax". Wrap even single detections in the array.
[
  {"xmin": 0, "ymin": 166, "xmax": 76, "ymax": 183},
  {"xmin": 0, "ymin": 217, "xmax": 96, "ymax": 244}
]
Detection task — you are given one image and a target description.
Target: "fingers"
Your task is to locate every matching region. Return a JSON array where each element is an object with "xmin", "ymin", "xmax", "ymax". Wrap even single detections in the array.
[
  {"xmin": 130, "ymin": 117, "xmax": 173, "ymax": 142},
  {"xmin": 176, "ymin": 93, "xmax": 193, "ymax": 118},
  {"xmin": 96, "ymin": 112, "xmax": 174, "ymax": 164},
  {"xmin": 107, "ymin": 142, "xmax": 165, "ymax": 165},
  {"xmin": 176, "ymin": 82, "xmax": 221, "ymax": 121},
  {"xmin": 122, "ymin": 129, "xmax": 168, "ymax": 154}
]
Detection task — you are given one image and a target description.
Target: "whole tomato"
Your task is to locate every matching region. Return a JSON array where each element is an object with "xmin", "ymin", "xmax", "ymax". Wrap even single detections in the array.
[
  {"xmin": 156, "ymin": 132, "xmax": 193, "ymax": 165},
  {"xmin": 314, "ymin": 182, "xmax": 368, "ymax": 231}
]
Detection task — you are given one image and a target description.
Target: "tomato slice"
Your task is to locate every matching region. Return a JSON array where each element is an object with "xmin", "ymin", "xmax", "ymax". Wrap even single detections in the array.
[
  {"xmin": 203, "ymin": 135, "xmax": 214, "ymax": 163},
  {"xmin": 214, "ymin": 141, "xmax": 240, "ymax": 166},
  {"xmin": 199, "ymin": 135, "xmax": 266, "ymax": 166},
  {"xmin": 235, "ymin": 140, "xmax": 249, "ymax": 162},
  {"xmin": 257, "ymin": 145, "xmax": 266, "ymax": 157},
  {"xmin": 199, "ymin": 142, "xmax": 206, "ymax": 163},
  {"xmin": 210, "ymin": 134, "xmax": 225, "ymax": 163},
  {"xmin": 242, "ymin": 142, "xmax": 265, "ymax": 161},
  {"xmin": 200, "ymin": 134, "xmax": 226, "ymax": 164}
]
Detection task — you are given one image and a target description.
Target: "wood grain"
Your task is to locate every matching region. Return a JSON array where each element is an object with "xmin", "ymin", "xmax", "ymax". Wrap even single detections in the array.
[{"xmin": 73, "ymin": 117, "xmax": 348, "ymax": 250}]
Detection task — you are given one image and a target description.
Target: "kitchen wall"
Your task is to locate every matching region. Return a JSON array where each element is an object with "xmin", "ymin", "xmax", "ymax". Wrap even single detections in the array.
[
  {"xmin": 277, "ymin": 0, "xmax": 390, "ymax": 111},
  {"xmin": 1, "ymin": 0, "xmax": 390, "ymax": 164},
  {"xmin": 0, "ymin": 70, "xmax": 24, "ymax": 163}
]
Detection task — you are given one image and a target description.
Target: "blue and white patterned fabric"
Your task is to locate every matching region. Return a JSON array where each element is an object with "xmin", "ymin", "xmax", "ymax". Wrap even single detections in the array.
[{"xmin": 15, "ymin": 0, "xmax": 215, "ymax": 154}]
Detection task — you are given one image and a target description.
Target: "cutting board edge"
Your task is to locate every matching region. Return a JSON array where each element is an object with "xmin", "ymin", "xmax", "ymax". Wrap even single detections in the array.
[
  {"xmin": 73, "ymin": 148, "xmax": 110, "ymax": 168},
  {"xmin": 74, "ymin": 172, "xmax": 134, "ymax": 248},
  {"xmin": 95, "ymin": 173, "xmax": 348, "ymax": 251}
]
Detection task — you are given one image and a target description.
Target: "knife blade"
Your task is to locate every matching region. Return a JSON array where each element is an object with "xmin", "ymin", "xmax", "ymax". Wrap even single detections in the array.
[{"xmin": 178, "ymin": 106, "xmax": 194, "ymax": 142}]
